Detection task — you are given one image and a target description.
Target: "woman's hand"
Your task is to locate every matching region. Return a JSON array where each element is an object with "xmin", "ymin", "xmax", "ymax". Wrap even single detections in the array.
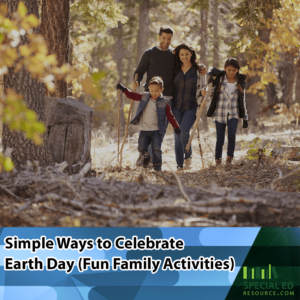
[
  {"xmin": 201, "ymin": 89, "xmax": 206, "ymax": 97},
  {"xmin": 200, "ymin": 67, "xmax": 207, "ymax": 75}
]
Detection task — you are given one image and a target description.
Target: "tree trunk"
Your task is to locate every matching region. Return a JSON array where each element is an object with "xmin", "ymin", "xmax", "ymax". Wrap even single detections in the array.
[
  {"xmin": 296, "ymin": 60, "xmax": 300, "ymax": 104},
  {"xmin": 277, "ymin": 52, "xmax": 296, "ymax": 107},
  {"xmin": 246, "ymin": 7, "xmax": 273, "ymax": 124},
  {"xmin": 199, "ymin": 9, "xmax": 209, "ymax": 132},
  {"xmin": 212, "ymin": 0, "xmax": 219, "ymax": 69},
  {"xmin": 266, "ymin": 82, "xmax": 278, "ymax": 107},
  {"xmin": 131, "ymin": 1, "xmax": 150, "ymax": 130},
  {"xmin": 0, "ymin": 0, "xmax": 52, "ymax": 168},
  {"xmin": 114, "ymin": 21, "xmax": 125, "ymax": 133},
  {"xmin": 40, "ymin": 0, "xmax": 70, "ymax": 98},
  {"xmin": 137, "ymin": 0, "xmax": 150, "ymax": 67}
]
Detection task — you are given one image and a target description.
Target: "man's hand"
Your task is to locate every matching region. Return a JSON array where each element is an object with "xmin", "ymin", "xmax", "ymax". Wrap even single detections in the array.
[
  {"xmin": 131, "ymin": 81, "xmax": 139, "ymax": 91},
  {"xmin": 200, "ymin": 66, "xmax": 207, "ymax": 75},
  {"xmin": 200, "ymin": 89, "xmax": 207, "ymax": 97},
  {"xmin": 116, "ymin": 83, "xmax": 127, "ymax": 92},
  {"xmin": 175, "ymin": 127, "xmax": 181, "ymax": 135},
  {"xmin": 243, "ymin": 120, "xmax": 248, "ymax": 129}
]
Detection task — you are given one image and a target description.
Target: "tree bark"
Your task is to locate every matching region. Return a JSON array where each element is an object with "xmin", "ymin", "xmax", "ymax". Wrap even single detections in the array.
[
  {"xmin": 199, "ymin": 9, "xmax": 209, "ymax": 132},
  {"xmin": 296, "ymin": 60, "xmax": 300, "ymax": 104},
  {"xmin": 277, "ymin": 52, "xmax": 296, "ymax": 107},
  {"xmin": 212, "ymin": 0, "xmax": 219, "ymax": 69},
  {"xmin": 0, "ymin": 0, "xmax": 52, "ymax": 168},
  {"xmin": 137, "ymin": 0, "xmax": 150, "ymax": 67},
  {"xmin": 40, "ymin": 0, "xmax": 70, "ymax": 98},
  {"xmin": 246, "ymin": 7, "xmax": 273, "ymax": 124},
  {"xmin": 114, "ymin": 21, "xmax": 126, "ymax": 132},
  {"xmin": 131, "ymin": 0, "xmax": 150, "ymax": 130}
]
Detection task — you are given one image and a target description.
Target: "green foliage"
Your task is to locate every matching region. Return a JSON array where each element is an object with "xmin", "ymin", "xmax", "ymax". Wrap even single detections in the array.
[
  {"xmin": 243, "ymin": 138, "xmax": 274, "ymax": 161},
  {"xmin": 71, "ymin": 0, "xmax": 128, "ymax": 30},
  {"xmin": 228, "ymin": 0, "xmax": 282, "ymax": 57},
  {"xmin": 2, "ymin": 89, "xmax": 45, "ymax": 146},
  {"xmin": 190, "ymin": 0, "xmax": 210, "ymax": 11}
]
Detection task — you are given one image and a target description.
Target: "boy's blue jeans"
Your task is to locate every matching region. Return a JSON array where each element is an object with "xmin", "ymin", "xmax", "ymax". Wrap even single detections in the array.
[
  {"xmin": 172, "ymin": 107, "xmax": 197, "ymax": 168},
  {"xmin": 215, "ymin": 118, "xmax": 238, "ymax": 160},
  {"xmin": 148, "ymin": 99, "xmax": 172, "ymax": 161},
  {"xmin": 138, "ymin": 130, "xmax": 162, "ymax": 171}
]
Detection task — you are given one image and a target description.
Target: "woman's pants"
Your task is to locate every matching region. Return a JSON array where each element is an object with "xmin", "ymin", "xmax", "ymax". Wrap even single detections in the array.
[
  {"xmin": 172, "ymin": 107, "xmax": 197, "ymax": 167},
  {"xmin": 215, "ymin": 118, "xmax": 238, "ymax": 160}
]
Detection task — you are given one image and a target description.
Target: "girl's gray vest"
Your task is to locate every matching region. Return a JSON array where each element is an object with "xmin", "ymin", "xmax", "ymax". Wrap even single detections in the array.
[{"xmin": 130, "ymin": 92, "xmax": 169, "ymax": 135}]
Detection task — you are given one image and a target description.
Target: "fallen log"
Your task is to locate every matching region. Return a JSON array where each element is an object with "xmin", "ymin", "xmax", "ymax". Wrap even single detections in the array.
[
  {"xmin": 271, "ymin": 147, "xmax": 300, "ymax": 161},
  {"xmin": 1, "ymin": 165, "xmax": 300, "ymax": 227},
  {"xmin": 45, "ymin": 97, "xmax": 94, "ymax": 174}
]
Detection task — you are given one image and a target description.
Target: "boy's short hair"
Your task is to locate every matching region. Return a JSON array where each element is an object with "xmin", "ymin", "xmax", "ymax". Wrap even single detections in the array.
[
  {"xmin": 149, "ymin": 76, "xmax": 164, "ymax": 89},
  {"xmin": 158, "ymin": 25, "xmax": 174, "ymax": 36}
]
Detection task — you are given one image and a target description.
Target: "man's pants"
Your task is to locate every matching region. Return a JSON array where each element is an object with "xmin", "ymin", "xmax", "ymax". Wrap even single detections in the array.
[
  {"xmin": 215, "ymin": 118, "xmax": 238, "ymax": 160},
  {"xmin": 138, "ymin": 130, "xmax": 163, "ymax": 171}
]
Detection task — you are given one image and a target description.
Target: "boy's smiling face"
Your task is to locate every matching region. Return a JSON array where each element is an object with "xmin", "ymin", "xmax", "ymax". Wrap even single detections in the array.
[{"xmin": 149, "ymin": 84, "xmax": 164, "ymax": 99}]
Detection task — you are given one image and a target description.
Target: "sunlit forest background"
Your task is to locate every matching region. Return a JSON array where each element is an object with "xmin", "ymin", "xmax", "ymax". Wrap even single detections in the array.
[{"xmin": 62, "ymin": 0, "xmax": 300, "ymax": 135}]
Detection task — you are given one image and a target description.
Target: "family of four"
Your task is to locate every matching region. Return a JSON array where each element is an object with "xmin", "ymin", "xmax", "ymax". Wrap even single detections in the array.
[{"xmin": 116, "ymin": 25, "xmax": 249, "ymax": 172}]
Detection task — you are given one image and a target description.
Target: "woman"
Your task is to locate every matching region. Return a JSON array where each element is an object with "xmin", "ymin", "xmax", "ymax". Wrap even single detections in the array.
[{"xmin": 172, "ymin": 43, "xmax": 207, "ymax": 170}]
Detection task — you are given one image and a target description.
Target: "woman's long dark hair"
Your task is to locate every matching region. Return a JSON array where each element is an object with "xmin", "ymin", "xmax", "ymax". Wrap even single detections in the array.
[
  {"xmin": 217, "ymin": 58, "xmax": 243, "ymax": 93},
  {"xmin": 173, "ymin": 43, "xmax": 204, "ymax": 74}
]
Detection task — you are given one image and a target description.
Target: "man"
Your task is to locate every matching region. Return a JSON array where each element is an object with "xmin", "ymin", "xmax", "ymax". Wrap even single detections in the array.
[{"xmin": 132, "ymin": 25, "xmax": 206, "ymax": 166}]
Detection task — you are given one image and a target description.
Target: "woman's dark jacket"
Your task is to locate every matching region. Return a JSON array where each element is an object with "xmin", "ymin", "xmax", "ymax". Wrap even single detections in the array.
[{"xmin": 206, "ymin": 67, "xmax": 247, "ymax": 118}]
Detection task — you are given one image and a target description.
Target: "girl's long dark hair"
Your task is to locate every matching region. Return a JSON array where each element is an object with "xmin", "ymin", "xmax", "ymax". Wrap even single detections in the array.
[
  {"xmin": 218, "ymin": 58, "xmax": 243, "ymax": 93},
  {"xmin": 173, "ymin": 43, "xmax": 204, "ymax": 74}
]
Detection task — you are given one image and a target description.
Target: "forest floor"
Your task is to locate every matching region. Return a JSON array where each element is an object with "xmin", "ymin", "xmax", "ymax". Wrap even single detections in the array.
[
  {"xmin": 93, "ymin": 114, "xmax": 300, "ymax": 194},
  {"xmin": 2, "ymin": 114, "xmax": 300, "ymax": 227}
]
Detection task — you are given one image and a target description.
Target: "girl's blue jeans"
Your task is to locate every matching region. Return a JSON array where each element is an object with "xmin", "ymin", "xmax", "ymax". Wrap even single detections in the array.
[
  {"xmin": 215, "ymin": 117, "xmax": 238, "ymax": 160},
  {"xmin": 172, "ymin": 107, "xmax": 197, "ymax": 168},
  {"xmin": 138, "ymin": 130, "xmax": 162, "ymax": 171}
]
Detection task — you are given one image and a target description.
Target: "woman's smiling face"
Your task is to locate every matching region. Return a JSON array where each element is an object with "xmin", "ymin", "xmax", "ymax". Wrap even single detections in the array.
[{"xmin": 179, "ymin": 49, "xmax": 192, "ymax": 64}]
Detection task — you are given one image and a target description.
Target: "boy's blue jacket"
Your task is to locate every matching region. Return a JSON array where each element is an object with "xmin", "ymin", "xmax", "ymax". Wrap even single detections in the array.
[
  {"xmin": 130, "ymin": 92, "xmax": 169, "ymax": 135},
  {"xmin": 206, "ymin": 67, "xmax": 247, "ymax": 118}
]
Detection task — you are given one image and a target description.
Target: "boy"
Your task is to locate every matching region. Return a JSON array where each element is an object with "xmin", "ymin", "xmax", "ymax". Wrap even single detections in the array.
[{"xmin": 117, "ymin": 77, "xmax": 181, "ymax": 171}]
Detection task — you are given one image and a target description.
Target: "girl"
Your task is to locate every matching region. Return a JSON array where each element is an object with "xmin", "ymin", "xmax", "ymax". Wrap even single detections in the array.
[
  {"xmin": 172, "ymin": 43, "xmax": 206, "ymax": 170},
  {"xmin": 206, "ymin": 58, "xmax": 248, "ymax": 167}
]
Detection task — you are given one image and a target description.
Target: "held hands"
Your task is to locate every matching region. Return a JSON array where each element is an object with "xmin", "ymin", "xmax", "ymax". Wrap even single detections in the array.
[
  {"xmin": 116, "ymin": 83, "xmax": 127, "ymax": 92},
  {"xmin": 175, "ymin": 127, "xmax": 181, "ymax": 135},
  {"xmin": 131, "ymin": 81, "xmax": 139, "ymax": 90},
  {"xmin": 243, "ymin": 120, "xmax": 248, "ymax": 129},
  {"xmin": 200, "ymin": 66, "xmax": 207, "ymax": 75}
]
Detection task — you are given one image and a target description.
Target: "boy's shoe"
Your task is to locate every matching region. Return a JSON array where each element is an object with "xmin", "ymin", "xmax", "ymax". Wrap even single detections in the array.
[{"xmin": 136, "ymin": 155, "xmax": 143, "ymax": 167}]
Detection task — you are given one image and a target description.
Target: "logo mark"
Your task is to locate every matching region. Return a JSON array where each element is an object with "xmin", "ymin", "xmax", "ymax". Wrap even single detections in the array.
[{"xmin": 243, "ymin": 265, "xmax": 278, "ymax": 280}]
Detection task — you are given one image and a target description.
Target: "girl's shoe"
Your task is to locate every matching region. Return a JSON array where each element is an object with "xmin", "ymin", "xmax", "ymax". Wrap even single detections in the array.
[
  {"xmin": 215, "ymin": 159, "xmax": 222, "ymax": 166},
  {"xmin": 226, "ymin": 156, "xmax": 233, "ymax": 166}
]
